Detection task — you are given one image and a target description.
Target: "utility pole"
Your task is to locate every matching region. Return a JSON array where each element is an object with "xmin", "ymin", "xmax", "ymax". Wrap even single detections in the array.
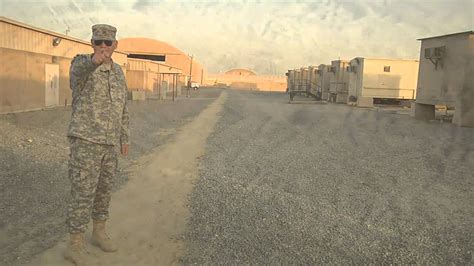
[
  {"xmin": 201, "ymin": 67, "xmax": 204, "ymax": 85},
  {"xmin": 187, "ymin": 55, "xmax": 193, "ymax": 97},
  {"xmin": 186, "ymin": 55, "xmax": 194, "ymax": 97}
]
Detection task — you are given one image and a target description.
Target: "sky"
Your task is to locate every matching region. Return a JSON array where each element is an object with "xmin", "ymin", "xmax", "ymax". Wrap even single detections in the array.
[{"xmin": 1, "ymin": 0, "xmax": 473, "ymax": 75}]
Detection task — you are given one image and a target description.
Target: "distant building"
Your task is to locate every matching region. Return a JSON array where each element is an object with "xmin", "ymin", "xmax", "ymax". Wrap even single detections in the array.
[
  {"xmin": 413, "ymin": 31, "xmax": 473, "ymax": 127},
  {"xmin": 0, "ymin": 16, "xmax": 128, "ymax": 114},
  {"xmin": 347, "ymin": 57, "xmax": 419, "ymax": 107},
  {"xmin": 225, "ymin": 68, "xmax": 256, "ymax": 76},
  {"xmin": 328, "ymin": 60, "xmax": 350, "ymax": 103},
  {"xmin": 126, "ymin": 58, "xmax": 181, "ymax": 99},
  {"xmin": 308, "ymin": 65, "xmax": 319, "ymax": 95},
  {"xmin": 205, "ymin": 68, "xmax": 286, "ymax": 92},
  {"xmin": 119, "ymin": 38, "xmax": 205, "ymax": 85},
  {"xmin": 317, "ymin": 64, "xmax": 331, "ymax": 100}
]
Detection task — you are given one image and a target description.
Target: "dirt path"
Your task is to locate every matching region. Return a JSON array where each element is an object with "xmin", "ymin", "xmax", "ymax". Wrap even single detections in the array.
[{"xmin": 31, "ymin": 91, "xmax": 227, "ymax": 265}]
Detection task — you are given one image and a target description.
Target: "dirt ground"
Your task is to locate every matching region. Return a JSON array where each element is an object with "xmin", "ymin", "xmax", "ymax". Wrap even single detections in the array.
[
  {"xmin": 0, "ymin": 89, "xmax": 222, "ymax": 265},
  {"xmin": 29, "ymin": 91, "xmax": 228, "ymax": 265},
  {"xmin": 1, "ymin": 88, "xmax": 473, "ymax": 264}
]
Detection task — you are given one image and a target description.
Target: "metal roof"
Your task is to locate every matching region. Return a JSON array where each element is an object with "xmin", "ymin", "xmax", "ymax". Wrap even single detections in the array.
[
  {"xmin": 417, "ymin": 31, "xmax": 473, "ymax": 41},
  {"xmin": 0, "ymin": 16, "xmax": 128, "ymax": 55},
  {"xmin": 351, "ymin": 57, "xmax": 419, "ymax": 62}
]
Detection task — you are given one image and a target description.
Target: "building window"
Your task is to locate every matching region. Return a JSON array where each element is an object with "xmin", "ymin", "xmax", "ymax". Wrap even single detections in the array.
[
  {"xmin": 384, "ymin": 66, "xmax": 391, "ymax": 72},
  {"xmin": 128, "ymin": 54, "xmax": 166, "ymax": 62}
]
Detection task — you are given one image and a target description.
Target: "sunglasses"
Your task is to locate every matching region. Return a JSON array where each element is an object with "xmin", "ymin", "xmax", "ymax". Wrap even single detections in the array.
[{"xmin": 93, "ymin": 40, "xmax": 113, "ymax": 46}]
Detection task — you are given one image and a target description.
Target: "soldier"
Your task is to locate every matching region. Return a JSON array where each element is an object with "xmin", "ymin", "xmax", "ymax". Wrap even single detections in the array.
[{"xmin": 65, "ymin": 24, "xmax": 130, "ymax": 265}]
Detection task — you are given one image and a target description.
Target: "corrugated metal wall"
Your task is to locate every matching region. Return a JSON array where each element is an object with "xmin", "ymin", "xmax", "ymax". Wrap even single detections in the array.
[
  {"xmin": 0, "ymin": 20, "xmax": 128, "ymax": 66},
  {"xmin": 0, "ymin": 19, "xmax": 129, "ymax": 113}
]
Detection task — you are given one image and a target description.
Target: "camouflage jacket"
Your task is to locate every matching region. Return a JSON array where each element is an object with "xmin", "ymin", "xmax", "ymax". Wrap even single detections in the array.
[{"xmin": 67, "ymin": 54, "xmax": 130, "ymax": 146}]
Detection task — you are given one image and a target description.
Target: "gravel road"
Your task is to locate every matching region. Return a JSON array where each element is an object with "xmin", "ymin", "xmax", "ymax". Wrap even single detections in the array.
[
  {"xmin": 0, "ymin": 89, "xmax": 222, "ymax": 265},
  {"xmin": 1, "ymin": 88, "xmax": 473, "ymax": 265},
  {"xmin": 183, "ymin": 90, "xmax": 474, "ymax": 264}
]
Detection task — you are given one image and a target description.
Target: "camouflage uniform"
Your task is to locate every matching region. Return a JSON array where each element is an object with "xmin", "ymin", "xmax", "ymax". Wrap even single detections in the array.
[{"xmin": 66, "ymin": 25, "xmax": 129, "ymax": 234}]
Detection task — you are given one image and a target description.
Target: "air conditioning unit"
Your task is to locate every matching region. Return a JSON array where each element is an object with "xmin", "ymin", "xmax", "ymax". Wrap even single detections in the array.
[
  {"xmin": 425, "ymin": 46, "xmax": 445, "ymax": 59},
  {"xmin": 433, "ymin": 46, "xmax": 445, "ymax": 58},
  {"xmin": 424, "ymin": 48, "xmax": 432, "ymax": 59},
  {"xmin": 351, "ymin": 66, "xmax": 357, "ymax": 73}
]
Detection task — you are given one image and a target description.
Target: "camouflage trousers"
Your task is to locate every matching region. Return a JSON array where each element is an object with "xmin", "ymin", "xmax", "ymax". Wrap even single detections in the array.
[{"xmin": 67, "ymin": 137, "xmax": 118, "ymax": 234}]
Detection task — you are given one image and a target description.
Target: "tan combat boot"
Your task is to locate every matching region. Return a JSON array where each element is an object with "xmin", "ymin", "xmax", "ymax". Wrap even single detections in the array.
[
  {"xmin": 91, "ymin": 220, "xmax": 118, "ymax": 252},
  {"xmin": 64, "ymin": 232, "xmax": 91, "ymax": 266}
]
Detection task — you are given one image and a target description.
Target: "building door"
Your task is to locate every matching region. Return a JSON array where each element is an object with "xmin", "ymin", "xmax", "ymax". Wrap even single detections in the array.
[{"xmin": 45, "ymin": 64, "xmax": 59, "ymax": 107}]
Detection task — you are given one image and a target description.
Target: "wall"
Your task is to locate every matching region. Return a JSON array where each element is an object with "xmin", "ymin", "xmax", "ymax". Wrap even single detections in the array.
[
  {"xmin": 329, "ymin": 60, "xmax": 350, "ymax": 95},
  {"xmin": 126, "ymin": 58, "xmax": 182, "ymax": 96},
  {"xmin": 287, "ymin": 70, "xmax": 296, "ymax": 92},
  {"xmin": 416, "ymin": 33, "xmax": 471, "ymax": 106},
  {"xmin": 0, "ymin": 19, "xmax": 128, "ymax": 68},
  {"xmin": 0, "ymin": 48, "xmax": 75, "ymax": 114},
  {"xmin": 308, "ymin": 66, "xmax": 319, "ymax": 93},
  {"xmin": 317, "ymin": 64, "xmax": 331, "ymax": 100},
  {"xmin": 0, "ymin": 18, "xmax": 129, "ymax": 114},
  {"xmin": 118, "ymin": 37, "xmax": 204, "ymax": 84},
  {"xmin": 348, "ymin": 58, "xmax": 419, "ymax": 100}
]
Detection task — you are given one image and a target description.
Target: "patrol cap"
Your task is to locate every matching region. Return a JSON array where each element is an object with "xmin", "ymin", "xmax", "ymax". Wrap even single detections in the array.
[{"xmin": 91, "ymin": 24, "xmax": 117, "ymax": 41}]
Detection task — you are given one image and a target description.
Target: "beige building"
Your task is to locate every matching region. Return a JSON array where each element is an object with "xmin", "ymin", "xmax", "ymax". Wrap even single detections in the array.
[
  {"xmin": 347, "ymin": 57, "xmax": 419, "ymax": 107},
  {"xmin": 317, "ymin": 64, "xmax": 331, "ymax": 100},
  {"xmin": 0, "ymin": 16, "xmax": 128, "ymax": 114},
  {"xmin": 413, "ymin": 31, "xmax": 473, "ymax": 127},
  {"xmin": 286, "ymin": 69, "xmax": 295, "ymax": 92},
  {"xmin": 328, "ymin": 60, "xmax": 350, "ymax": 103},
  {"xmin": 118, "ymin": 38, "xmax": 205, "ymax": 85},
  {"xmin": 300, "ymin": 67, "xmax": 310, "ymax": 92},
  {"xmin": 126, "ymin": 58, "xmax": 182, "ymax": 99},
  {"xmin": 308, "ymin": 65, "xmax": 319, "ymax": 96},
  {"xmin": 205, "ymin": 67, "xmax": 286, "ymax": 92},
  {"xmin": 286, "ymin": 65, "xmax": 322, "ymax": 101},
  {"xmin": 294, "ymin": 68, "xmax": 302, "ymax": 91},
  {"xmin": 225, "ymin": 68, "xmax": 256, "ymax": 76}
]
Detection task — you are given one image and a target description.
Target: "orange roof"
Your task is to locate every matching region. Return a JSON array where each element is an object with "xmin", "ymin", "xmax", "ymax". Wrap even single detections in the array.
[{"xmin": 118, "ymin": 37, "xmax": 184, "ymax": 56}]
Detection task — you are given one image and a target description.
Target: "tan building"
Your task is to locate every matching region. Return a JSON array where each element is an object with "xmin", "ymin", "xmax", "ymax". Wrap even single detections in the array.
[
  {"xmin": 328, "ymin": 60, "xmax": 350, "ymax": 103},
  {"xmin": 413, "ymin": 31, "xmax": 473, "ymax": 127},
  {"xmin": 308, "ymin": 65, "xmax": 319, "ymax": 96},
  {"xmin": 285, "ymin": 69, "xmax": 294, "ymax": 92},
  {"xmin": 118, "ymin": 38, "xmax": 205, "ymax": 85},
  {"xmin": 286, "ymin": 65, "xmax": 321, "ymax": 101},
  {"xmin": 0, "ymin": 16, "xmax": 128, "ymax": 114},
  {"xmin": 300, "ymin": 67, "xmax": 310, "ymax": 92},
  {"xmin": 317, "ymin": 64, "xmax": 331, "ymax": 100},
  {"xmin": 225, "ymin": 68, "xmax": 256, "ymax": 76},
  {"xmin": 205, "ymin": 68, "xmax": 287, "ymax": 92},
  {"xmin": 347, "ymin": 57, "xmax": 419, "ymax": 107},
  {"xmin": 126, "ymin": 58, "xmax": 182, "ymax": 99}
]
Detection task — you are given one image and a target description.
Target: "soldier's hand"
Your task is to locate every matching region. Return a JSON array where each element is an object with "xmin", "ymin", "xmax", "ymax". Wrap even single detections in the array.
[
  {"xmin": 121, "ymin": 144, "xmax": 129, "ymax": 156},
  {"xmin": 92, "ymin": 50, "xmax": 107, "ymax": 65}
]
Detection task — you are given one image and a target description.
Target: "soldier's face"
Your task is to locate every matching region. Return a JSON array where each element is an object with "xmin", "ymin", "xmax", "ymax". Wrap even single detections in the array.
[{"xmin": 91, "ymin": 40, "xmax": 118, "ymax": 58}]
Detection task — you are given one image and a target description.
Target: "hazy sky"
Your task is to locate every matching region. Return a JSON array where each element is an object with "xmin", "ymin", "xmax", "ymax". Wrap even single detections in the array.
[{"xmin": 1, "ymin": 0, "xmax": 472, "ymax": 75}]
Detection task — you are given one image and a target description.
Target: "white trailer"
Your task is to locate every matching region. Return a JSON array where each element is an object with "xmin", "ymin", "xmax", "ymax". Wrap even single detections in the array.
[
  {"xmin": 328, "ymin": 60, "xmax": 350, "ymax": 103},
  {"xmin": 347, "ymin": 57, "xmax": 419, "ymax": 107}
]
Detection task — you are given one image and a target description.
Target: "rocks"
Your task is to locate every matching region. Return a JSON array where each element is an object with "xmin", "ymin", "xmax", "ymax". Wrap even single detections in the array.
[{"xmin": 182, "ymin": 90, "xmax": 474, "ymax": 264}]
